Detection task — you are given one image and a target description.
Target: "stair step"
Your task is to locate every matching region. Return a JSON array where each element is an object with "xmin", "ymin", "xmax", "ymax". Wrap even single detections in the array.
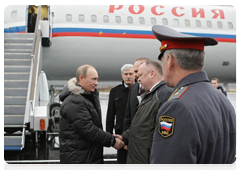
[
  {"xmin": 4, "ymin": 105, "xmax": 26, "ymax": 115},
  {"xmin": 4, "ymin": 96, "xmax": 27, "ymax": 105},
  {"xmin": 4, "ymin": 136, "xmax": 22, "ymax": 146},
  {"xmin": 4, "ymin": 33, "xmax": 35, "ymax": 39},
  {"xmin": 4, "ymin": 53, "xmax": 32, "ymax": 59},
  {"xmin": 4, "ymin": 80, "xmax": 29, "ymax": 88},
  {"xmin": 4, "ymin": 59, "xmax": 31, "ymax": 66},
  {"xmin": 4, "ymin": 38, "xmax": 34, "ymax": 44},
  {"xmin": 4, "ymin": 43, "xmax": 33, "ymax": 50},
  {"xmin": 4, "ymin": 72, "xmax": 30, "ymax": 80},
  {"xmin": 4, "ymin": 65, "xmax": 31, "ymax": 72},
  {"xmin": 4, "ymin": 115, "xmax": 25, "ymax": 126},
  {"xmin": 4, "ymin": 87, "xmax": 28, "ymax": 96},
  {"xmin": 4, "ymin": 49, "xmax": 32, "ymax": 53}
]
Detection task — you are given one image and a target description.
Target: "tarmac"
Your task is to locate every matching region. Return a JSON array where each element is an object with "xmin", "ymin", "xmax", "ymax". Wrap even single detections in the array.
[{"xmin": 4, "ymin": 91, "xmax": 236, "ymax": 164}]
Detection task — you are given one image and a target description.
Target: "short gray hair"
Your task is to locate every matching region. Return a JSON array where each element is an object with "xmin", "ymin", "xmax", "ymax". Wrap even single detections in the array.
[
  {"xmin": 163, "ymin": 49, "xmax": 205, "ymax": 71},
  {"xmin": 144, "ymin": 60, "xmax": 163, "ymax": 75},
  {"xmin": 121, "ymin": 64, "xmax": 134, "ymax": 73}
]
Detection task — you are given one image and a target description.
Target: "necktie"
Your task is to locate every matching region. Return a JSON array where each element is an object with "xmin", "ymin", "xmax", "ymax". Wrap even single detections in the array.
[{"xmin": 139, "ymin": 89, "xmax": 144, "ymax": 95}]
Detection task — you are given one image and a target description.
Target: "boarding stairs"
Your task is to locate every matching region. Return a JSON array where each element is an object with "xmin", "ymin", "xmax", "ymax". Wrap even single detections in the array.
[
  {"xmin": 4, "ymin": 33, "xmax": 34, "ymax": 150},
  {"xmin": 4, "ymin": 6, "xmax": 50, "ymax": 151}
]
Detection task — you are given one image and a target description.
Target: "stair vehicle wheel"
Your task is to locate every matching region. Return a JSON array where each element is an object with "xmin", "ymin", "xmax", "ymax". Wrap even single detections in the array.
[{"xmin": 50, "ymin": 103, "xmax": 61, "ymax": 121}]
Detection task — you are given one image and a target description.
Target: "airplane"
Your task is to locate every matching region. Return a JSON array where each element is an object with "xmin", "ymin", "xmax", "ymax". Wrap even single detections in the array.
[{"xmin": 4, "ymin": 5, "xmax": 236, "ymax": 88}]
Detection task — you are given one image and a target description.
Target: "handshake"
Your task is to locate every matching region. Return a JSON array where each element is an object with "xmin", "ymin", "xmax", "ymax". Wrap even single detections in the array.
[{"xmin": 112, "ymin": 134, "xmax": 128, "ymax": 150}]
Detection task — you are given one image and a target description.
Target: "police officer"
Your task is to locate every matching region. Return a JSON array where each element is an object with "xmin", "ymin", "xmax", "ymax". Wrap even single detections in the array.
[{"xmin": 150, "ymin": 25, "xmax": 236, "ymax": 164}]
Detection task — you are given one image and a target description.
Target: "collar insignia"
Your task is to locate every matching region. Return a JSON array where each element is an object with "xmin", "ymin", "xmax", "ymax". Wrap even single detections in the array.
[{"xmin": 168, "ymin": 86, "xmax": 189, "ymax": 101}]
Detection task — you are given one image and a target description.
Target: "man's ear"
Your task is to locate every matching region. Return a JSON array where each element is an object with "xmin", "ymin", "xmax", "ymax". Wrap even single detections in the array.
[
  {"xmin": 79, "ymin": 75, "xmax": 84, "ymax": 82},
  {"xmin": 150, "ymin": 70, "xmax": 155, "ymax": 78},
  {"xmin": 167, "ymin": 54, "xmax": 175, "ymax": 71}
]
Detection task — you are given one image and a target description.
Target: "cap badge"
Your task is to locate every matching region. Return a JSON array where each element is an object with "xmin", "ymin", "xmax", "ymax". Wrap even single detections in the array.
[{"xmin": 159, "ymin": 44, "xmax": 168, "ymax": 52}]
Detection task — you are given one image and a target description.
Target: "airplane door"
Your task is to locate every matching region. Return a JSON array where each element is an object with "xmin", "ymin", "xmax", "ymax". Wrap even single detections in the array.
[
  {"xmin": 41, "ymin": 5, "xmax": 51, "ymax": 47},
  {"xmin": 26, "ymin": 5, "xmax": 51, "ymax": 46}
]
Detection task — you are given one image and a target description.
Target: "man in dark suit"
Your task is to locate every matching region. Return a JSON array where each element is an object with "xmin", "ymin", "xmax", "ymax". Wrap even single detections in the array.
[
  {"xmin": 123, "ymin": 57, "xmax": 149, "ymax": 131},
  {"xmin": 106, "ymin": 64, "xmax": 135, "ymax": 163},
  {"xmin": 150, "ymin": 25, "xmax": 236, "ymax": 164},
  {"xmin": 28, "ymin": 7, "xmax": 37, "ymax": 33}
]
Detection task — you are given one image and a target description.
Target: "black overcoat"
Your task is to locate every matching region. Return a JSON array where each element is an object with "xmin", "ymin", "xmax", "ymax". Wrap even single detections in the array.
[
  {"xmin": 59, "ymin": 78, "xmax": 113, "ymax": 164},
  {"xmin": 106, "ymin": 81, "xmax": 129, "ymax": 135}
]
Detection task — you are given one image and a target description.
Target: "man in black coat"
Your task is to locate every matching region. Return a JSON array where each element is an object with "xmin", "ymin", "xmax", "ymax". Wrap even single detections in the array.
[
  {"xmin": 150, "ymin": 25, "xmax": 236, "ymax": 164},
  {"xmin": 123, "ymin": 58, "xmax": 149, "ymax": 131},
  {"xmin": 28, "ymin": 7, "xmax": 37, "ymax": 33},
  {"xmin": 106, "ymin": 64, "xmax": 135, "ymax": 163},
  {"xmin": 59, "ymin": 65, "xmax": 124, "ymax": 164}
]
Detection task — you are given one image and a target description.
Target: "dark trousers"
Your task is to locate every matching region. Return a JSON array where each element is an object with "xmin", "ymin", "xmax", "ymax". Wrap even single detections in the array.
[{"xmin": 117, "ymin": 148, "xmax": 127, "ymax": 164}]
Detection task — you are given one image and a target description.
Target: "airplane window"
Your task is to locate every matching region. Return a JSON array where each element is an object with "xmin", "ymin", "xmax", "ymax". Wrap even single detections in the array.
[
  {"xmin": 207, "ymin": 21, "xmax": 212, "ymax": 28},
  {"xmin": 91, "ymin": 15, "xmax": 97, "ymax": 22},
  {"xmin": 139, "ymin": 17, "xmax": 145, "ymax": 25},
  {"xmin": 103, "ymin": 15, "xmax": 109, "ymax": 23},
  {"xmin": 66, "ymin": 14, "xmax": 72, "ymax": 22},
  {"xmin": 222, "ymin": 61, "xmax": 229, "ymax": 66},
  {"xmin": 78, "ymin": 14, "xmax": 84, "ymax": 22},
  {"xmin": 217, "ymin": 21, "xmax": 223, "ymax": 29},
  {"xmin": 196, "ymin": 20, "xmax": 201, "ymax": 27},
  {"xmin": 173, "ymin": 19, "xmax": 179, "ymax": 26},
  {"xmin": 115, "ymin": 16, "xmax": 121, "ymax": 23},
  {"xmin": 11, "ymin": 11, "xmax": 17, "ymax": 19},
  {"xmin": 151, "ymin": 18, "xmax": 156, "ymax": 25},
  {"xmin": 185, "ymin": 19, "xmax": 190, "ymax": 27},
  {"xmin": 127, "ymin": 16, "xmax": 133, "ymax": 24},
  {"xmin": 162, "ymin": 18, "xmax": 168, "ymax": 25},
  {"xmin": 228, "ymin": 22, "xmax": 233, "ymax": 29}
]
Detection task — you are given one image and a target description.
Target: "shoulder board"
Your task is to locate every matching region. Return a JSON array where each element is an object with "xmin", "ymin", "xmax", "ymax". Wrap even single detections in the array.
[{"xmin": 168, "ymin": 86, "xmax": 189, "ymax": 101}]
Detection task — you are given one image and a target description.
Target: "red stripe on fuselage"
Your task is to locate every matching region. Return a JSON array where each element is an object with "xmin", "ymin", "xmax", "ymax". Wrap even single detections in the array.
[
  {"xmin": 52, "ymin": 32, "xmax": 235, "ymax": 43},
  {"xmin": 215, "ymin": 38, "xmax": 236, "ymax": 43},
  {"xmin": 53, "ymin": 32, "xmax": 156, "ymax": 39}
]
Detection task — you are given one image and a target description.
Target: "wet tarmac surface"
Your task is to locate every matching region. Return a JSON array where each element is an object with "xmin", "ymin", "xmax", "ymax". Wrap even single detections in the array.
[{"xmin": 4, "ymin": 92, "xmax": 236, "ymax": 164}]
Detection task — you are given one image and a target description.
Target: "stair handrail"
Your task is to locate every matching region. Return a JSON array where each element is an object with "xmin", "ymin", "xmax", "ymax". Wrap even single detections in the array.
[
  {"xmin": 31, "ymin": 5, "xmax": 42, "ymax": 57},
  {"xmin": 25, "ymin": 5, "xmax": 42, "ymax": 125},
  {"xmin": 29, "ymin": 5, "xmax": 42, "ymax": 101}
]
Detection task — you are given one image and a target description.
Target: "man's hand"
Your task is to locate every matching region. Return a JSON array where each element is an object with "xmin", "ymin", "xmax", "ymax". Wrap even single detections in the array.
[
  {"xmin": 113, "ymin": 134, "xmax": 127, "ymax": 150},
  {"xmin": 113, "ymin": 134, "xmax": 123, "ymax": 140},
  {"xmin": 113, "ymin": 138, "xmax": 125, "ymax": 150}
]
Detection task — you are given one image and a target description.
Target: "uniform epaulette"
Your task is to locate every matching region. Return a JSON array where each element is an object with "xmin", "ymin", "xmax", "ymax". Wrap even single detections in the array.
[{"xmin": 168, "ymin": 86, "xmax": 189, "ymax": 101}]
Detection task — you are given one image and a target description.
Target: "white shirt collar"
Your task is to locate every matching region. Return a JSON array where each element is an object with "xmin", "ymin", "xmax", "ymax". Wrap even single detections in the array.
[
  {"xmin": 124, "ymin": 82, "xmax": 128, "ymax": 88},
  {"xmin": 149, "ymin": 81, "xmax": 161, "ymax": 92}
]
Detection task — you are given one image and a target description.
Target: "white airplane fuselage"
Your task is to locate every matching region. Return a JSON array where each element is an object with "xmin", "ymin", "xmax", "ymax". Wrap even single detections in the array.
[{"xmin": 4, "ymin": 5, "xmax": 236, "ymax": 84}]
